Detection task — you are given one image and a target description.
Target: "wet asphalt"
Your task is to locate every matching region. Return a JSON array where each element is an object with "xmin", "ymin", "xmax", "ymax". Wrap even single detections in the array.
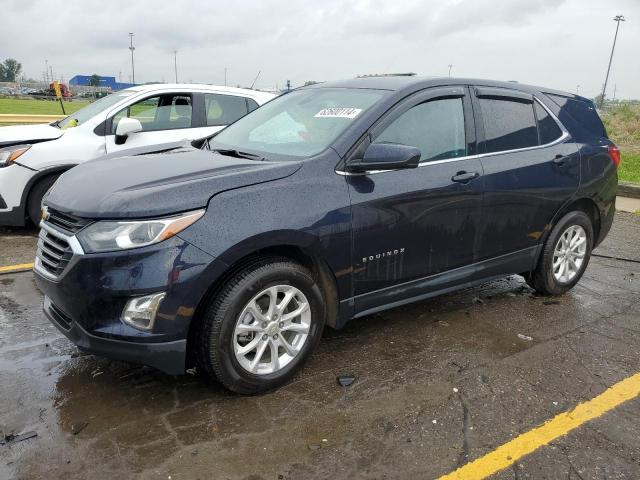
[{"xmin": 0, "ymin": 213, "xmax": 639, "ymax": 480}]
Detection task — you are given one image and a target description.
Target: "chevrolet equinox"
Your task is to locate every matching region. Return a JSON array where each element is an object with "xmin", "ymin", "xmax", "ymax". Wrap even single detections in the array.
[{"xmin": 34, "ymin": 77, "xmax": 619, "ymax": 394}]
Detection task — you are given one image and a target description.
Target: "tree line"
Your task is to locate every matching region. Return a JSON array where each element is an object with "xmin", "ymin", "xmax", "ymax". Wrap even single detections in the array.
[{"xmin": 0, "ymin": 58, "xmax": 22, "ymax": 82}]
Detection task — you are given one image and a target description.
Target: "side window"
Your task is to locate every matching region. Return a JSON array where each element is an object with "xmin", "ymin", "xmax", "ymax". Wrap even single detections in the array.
[
  {"xmin": 205, "ymin": 94, "xmax": 248, "ymax": 126},
  {"xmin": 534, "ymin": 102, "xmax": 563, "ymax": 144},
  {"xmin": 247, "ymin": 98, "xmax": 259, "ymax": 112},
  {"xmin": 373, "ymin": 98, "xmax": 466, "ymax": 162},
  {"xmin": 479, "ymin": 98, "xmax": 538, "ymax": 153},
  {"xmin": 111, "ymin": 94, "xmax": 192, "ymax": 133}
]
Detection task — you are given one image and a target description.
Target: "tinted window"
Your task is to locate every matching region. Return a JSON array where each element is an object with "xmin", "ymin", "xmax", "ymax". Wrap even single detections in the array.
[
  {"xmin": 480, "ymin": 98, "xmax": 538, "ymax": 153},
  {"xmin": 247, "ymin": 98, "xmax": 259, "ymax": 112},
  {"xmin": 534, "ymin": 102, "xmax": 563, "ymax": 144},
  {"xmin": 546, "ymin": 94, "xmax": 606, "ymax": 138},
  {"xmin": 374, "ymin": 98, "xmax": 466, "ymax": 161},
  {"xmin": 205, "ymin": 94, "xmax": 248, "ymax": 126},
  {"xmin": 111, "ymin": 94, "xmax": 192, "ymax": 133}
]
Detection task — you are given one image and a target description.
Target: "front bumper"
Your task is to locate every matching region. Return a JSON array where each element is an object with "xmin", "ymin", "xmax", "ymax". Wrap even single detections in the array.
[
  {"xmin": 0, "ymin": 163, "xmax": 34, "ymax": 226},
  {"xmin": 44, "ymin": 296, "xmax": 187, "ymax": 374},
  {"xmin": 34, "ymin": 225, "xmax": 225, "ymax": 375}
]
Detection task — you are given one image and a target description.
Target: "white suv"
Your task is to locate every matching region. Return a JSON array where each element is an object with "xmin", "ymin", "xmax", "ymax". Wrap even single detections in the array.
[{"xmin": 0, "ymin": 84, "xmax": 275, "ymax": 226}]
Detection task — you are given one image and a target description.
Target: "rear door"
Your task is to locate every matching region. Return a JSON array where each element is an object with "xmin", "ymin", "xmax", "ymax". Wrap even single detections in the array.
[
  {"xmin": 348, "ymin": 86, "xmax": 484, "ymax": 310},
  {"xmin": 472, "ymin": 86, "xmax": 580, "ymax": 261}
]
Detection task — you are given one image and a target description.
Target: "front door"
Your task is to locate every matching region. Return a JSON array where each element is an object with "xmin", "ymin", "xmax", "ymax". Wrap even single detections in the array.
[
  {"xmin": 347, "ymin": 86, "xmax": 484, "ymax": 313},
  {"xmin": 105, "ymin": 93, "xmax": 220, "ymax": 154}
]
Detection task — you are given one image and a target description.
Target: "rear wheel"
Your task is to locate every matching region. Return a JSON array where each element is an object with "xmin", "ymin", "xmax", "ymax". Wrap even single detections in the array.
[
  {"xmin": 196, "ymin": 258, "xmax": 325, "ymax": 394},
  {"xmin": 27, "ymin": 175, "xmax": 59, "ymax": 226},
  {"xmin": 526, "ymin": 211, "xmax": 593, "ymax": 295}
]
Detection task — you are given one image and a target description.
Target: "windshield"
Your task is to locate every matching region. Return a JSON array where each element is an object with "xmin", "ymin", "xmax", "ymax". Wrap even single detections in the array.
[
  {"xmin": 57, "ymin": 91, "xmax": 135, "ymax": 129},
  {"xmin": 210, "ymin": 88, "xmax": 386, "ymax": 158}
]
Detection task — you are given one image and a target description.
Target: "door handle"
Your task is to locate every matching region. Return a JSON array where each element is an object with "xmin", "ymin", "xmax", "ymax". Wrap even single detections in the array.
[
  {"xmin": 451, "ymin": 171, "xmax": 480, "ymax": 183},
  {"xmin": 553, "ymin": 154, "xmax": 569, "ymax": 167}
]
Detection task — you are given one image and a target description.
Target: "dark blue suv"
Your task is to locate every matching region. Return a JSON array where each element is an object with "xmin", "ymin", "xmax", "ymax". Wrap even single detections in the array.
[{"xmin": 34, "ymin": 77, "xmax": 619, "ymax": 393}]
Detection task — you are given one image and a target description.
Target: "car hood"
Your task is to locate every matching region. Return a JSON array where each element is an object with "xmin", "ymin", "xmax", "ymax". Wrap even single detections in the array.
[
  {"xmin": 0, "ymin": 123, "xmax": 63, "ymax": 147},
  {"xmin": 45, "ymin": 147, "xmax": 302, "ymax": 219}
]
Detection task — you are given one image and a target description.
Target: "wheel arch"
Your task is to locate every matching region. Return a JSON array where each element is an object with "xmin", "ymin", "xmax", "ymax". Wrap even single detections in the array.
[
  {"xmin": 546, "ymin": 197, "xmax": 601, "ymax": 245},
  {"xmin": 185, "ymin": 243, "xmax": 341, "ymax": 368},
  {"xmin": 18, "ymin": 164, "xmax": 76, "ymax": 224}
]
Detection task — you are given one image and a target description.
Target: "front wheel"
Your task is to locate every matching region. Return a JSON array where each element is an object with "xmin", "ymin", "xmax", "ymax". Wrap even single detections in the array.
[
  {"xmin": 526, "ymin": 211, "xmax": 593, "ymax": 296},
  {"xmin": 196, "ymin": 258, "xmax": 326, "ymax": 394},
  {"xmin": 27, "ymin": 175, "xmax": 59, "ymax": 226}
]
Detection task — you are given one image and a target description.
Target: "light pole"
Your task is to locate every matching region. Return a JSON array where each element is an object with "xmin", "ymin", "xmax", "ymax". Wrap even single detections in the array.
[
  {"xmin": 448, "ymin": 64, "xmax": 453, "ymax": 78},
  {"xmin": 173, "ymin": 50, "xmax": 178, "ymax": 83},
  {"xmin": 599, "ymin": 15, "xmax": 625, "ymax": 108},
  {"xmin": 128, "ymin": 32, "xmax": 136, "ymax": 84}
]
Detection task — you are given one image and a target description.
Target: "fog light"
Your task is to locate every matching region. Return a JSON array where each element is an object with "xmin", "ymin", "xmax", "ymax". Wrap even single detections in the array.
[{"xmin": 121, "ymin": 292, "xmax": 166, "ymax": 331}]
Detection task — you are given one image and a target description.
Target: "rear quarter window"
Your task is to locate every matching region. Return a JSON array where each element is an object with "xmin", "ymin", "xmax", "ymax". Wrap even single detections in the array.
[
  {"xmin": 534, "ymin": 102, "xmax": 563, "ymax": 144},
  {"xmin": 545, "ymin": 94, "xmax": 606, "ymax": 138}
]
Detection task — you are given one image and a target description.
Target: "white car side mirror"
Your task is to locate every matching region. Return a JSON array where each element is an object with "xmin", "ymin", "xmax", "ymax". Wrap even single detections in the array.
[{"xmin": 115, "ymin": 117, "xmax": 143, "ymax": 142}]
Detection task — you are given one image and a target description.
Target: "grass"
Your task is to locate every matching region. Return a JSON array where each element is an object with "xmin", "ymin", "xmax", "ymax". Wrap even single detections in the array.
[
  {"xmin": 602, "ymin": 103, "xmax": 640, "ymax": 184},
  {"xmin": 619, "ymin": 151, "xmax": 640, "ymax": 184},
  {"xmin": 0, "ymin": 97, "xmax": 90, "ymax": 116}
]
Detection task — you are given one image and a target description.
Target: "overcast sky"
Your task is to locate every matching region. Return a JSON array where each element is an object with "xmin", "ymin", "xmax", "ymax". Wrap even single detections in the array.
[{"xmin": 3, "ymin": 0, "xmax": 639, "ymax": 98}]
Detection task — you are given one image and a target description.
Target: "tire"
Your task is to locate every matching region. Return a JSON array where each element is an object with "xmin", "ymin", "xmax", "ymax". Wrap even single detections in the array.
[
  {"xmin": 526, "ymin": 211, "xmax": 593, "ymax": 296},
  {"xmin": 196, "ymin": 257, "xmax": 326, "ymax": 394},
  {"xmin": 27, "ymin": 175, "xmax": 59, "ymax": 227}
]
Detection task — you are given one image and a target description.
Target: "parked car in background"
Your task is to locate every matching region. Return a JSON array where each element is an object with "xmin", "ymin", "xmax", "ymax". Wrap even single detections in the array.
[
  {"xmin": 0, "ymin": 84, "xmax": 275, "ymax": 226},
  {"xmin": 34, "ymin": 76, "xmax": 618, "ymax": 394}
]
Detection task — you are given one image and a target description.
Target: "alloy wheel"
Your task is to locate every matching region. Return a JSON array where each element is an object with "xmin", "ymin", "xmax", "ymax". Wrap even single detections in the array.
[
  {"xmin": 233, "ymin": 285, "xmax": 311, "ymax": 375},
  {"xmin": 552, "ymin": 225, "xmax": 587, "ymax": 283}
]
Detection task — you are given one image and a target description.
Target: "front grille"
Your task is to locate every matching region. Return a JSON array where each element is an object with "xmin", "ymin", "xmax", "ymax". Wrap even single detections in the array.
[
  {"xmin": 36, "ymin": 228, "xmax": 73, "ymax": 277},
  {"xmin": 46, "ymin": 208, "xmax": 89, "ymax": 234}
]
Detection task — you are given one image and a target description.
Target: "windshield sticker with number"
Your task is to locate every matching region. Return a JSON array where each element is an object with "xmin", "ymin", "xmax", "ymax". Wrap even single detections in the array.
[{"xmin": 314, "ymin": 108, "xmax": 362, "ymax": 119}]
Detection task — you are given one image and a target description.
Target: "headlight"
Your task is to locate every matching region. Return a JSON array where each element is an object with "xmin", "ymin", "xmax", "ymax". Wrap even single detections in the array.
[
  {"xmin": 0, "ymin": 144, "xmax": 31, "ymax": 167},
  {"xmin": 77, "ymin": 210, "xmax": 205, "ymax": 253}
]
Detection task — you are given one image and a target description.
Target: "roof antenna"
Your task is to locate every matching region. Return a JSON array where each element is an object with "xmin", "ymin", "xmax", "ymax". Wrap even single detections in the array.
[{"xmin": 250, "ymin": 70, "xmax": 261, "ymax": 89}]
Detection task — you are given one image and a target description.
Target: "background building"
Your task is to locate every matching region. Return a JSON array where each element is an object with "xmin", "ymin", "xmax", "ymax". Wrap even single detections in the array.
[{"xmin": 69, "ymin": 75, "xmax": 136, "ymax": 90}]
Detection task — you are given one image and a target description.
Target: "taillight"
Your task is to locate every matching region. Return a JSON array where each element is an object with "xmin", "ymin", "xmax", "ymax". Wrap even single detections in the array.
[{"xmin": 608, "ymin": 144, "xmax": 621, "ymax": 169}]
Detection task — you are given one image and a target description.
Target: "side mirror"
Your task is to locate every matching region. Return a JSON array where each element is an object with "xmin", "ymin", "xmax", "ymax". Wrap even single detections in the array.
[
  {"xmin": 114, "ymin": 117, "xmax": 143, "ymax": 145},
  {"xmin": 347, "ymin": 143, "xmax": 421, "ymax": 173}
]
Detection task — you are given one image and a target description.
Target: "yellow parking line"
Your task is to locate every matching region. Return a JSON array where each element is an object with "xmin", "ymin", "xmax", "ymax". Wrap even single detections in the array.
[
  {"xmin": 0, "ymin": 262, "xmax": 34, "ymax": 274},
  {"xmin": 439, "ymin": 372, "xmax": 640, "ymax": 480}
]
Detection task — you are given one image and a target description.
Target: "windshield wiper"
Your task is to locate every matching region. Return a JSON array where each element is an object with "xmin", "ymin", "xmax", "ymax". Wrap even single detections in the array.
[{"xmin": 211, "ymin": 148, "xmax": 265, "ymax": 161}]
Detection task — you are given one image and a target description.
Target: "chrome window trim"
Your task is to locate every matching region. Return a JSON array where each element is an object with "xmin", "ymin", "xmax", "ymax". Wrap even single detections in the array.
[{"xmin": 336, "ymin": 96, "xmax": 568, "ymax": 177}]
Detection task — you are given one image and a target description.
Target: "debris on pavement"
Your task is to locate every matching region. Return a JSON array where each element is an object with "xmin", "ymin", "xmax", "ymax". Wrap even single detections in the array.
[
  {"xmin": 517, "ymin": 334, "xmax": 533, "ymax": 341},
  {"xmin": 543, "ymin": 300, "xmax": 561, "ymax": 305},
  {"xmin": 308, "ymin": 443, "xmax": 321, "ymax": 450},
  {"xmin": 337, "ymin": 375, "xmax": 355, "ymax": 387},
  {"xmin": 1, "ymin": 431, "xmax": 38, "ymax": 446},
  {"xmin": 71, "ymin": 422, "xmax": 88, "ymax": 435}
]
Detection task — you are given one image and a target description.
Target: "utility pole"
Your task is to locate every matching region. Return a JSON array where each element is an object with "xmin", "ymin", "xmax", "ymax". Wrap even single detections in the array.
[
  {"xmin": 286, "ymin": 80, "xmax": 291, "ymax": 92},
  {"xmin": 599, "ymin": 15, "xmax": 625, "ymax": 108},
  {"xmin": 173, "ymin": 50, "xmax": 178, "ymax": 83},
  {"xmin": 45, "ymin": 60, "xmax": 49, "ymax": 83},
  {"xmin": 129, "ymin": 32, "xmax": 136, "ymax": 84},
  {"xmin": 576, "ymin": 84, "xmax": 580, "ymax": 94},
  {"xmin": 448, "ymin": 64, "xmax": 453, "ymax": 78},
  {"xmin": 224, "ymin": 67, "xmax": 227, "ymax": 86}
]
